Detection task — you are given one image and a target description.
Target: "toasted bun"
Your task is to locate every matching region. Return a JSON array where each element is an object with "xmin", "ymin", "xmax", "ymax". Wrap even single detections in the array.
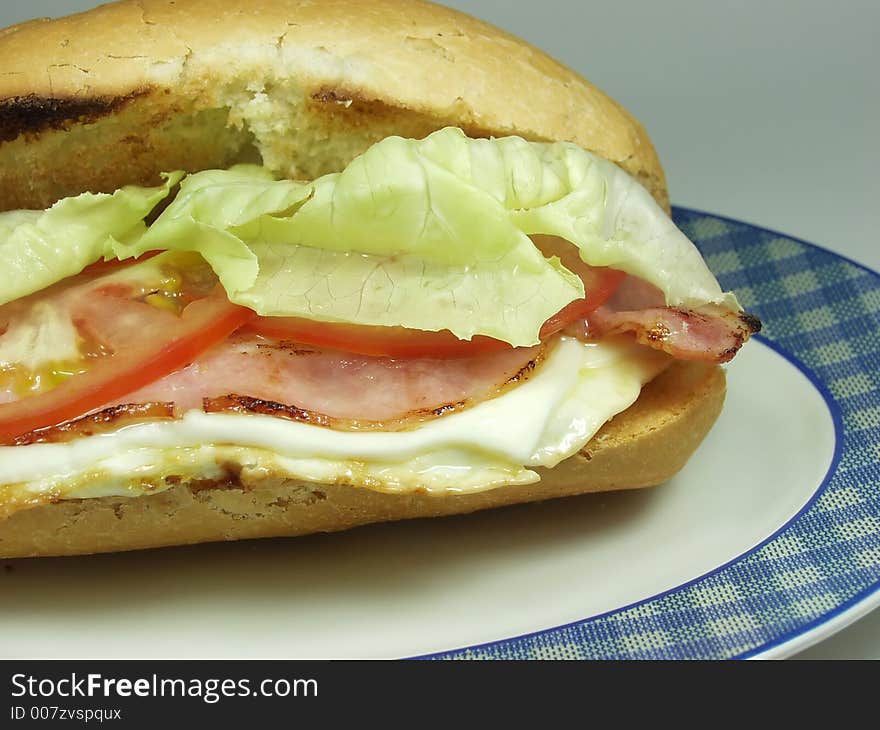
[
  {"xmin": 0, "ymin": 0, "xmax": 668, "ymax": 212},
  {"xmin": 0, "ymin": 0, "xmax": 717, "ymax": 558},
  {"xmin": 0, "ymin": 362, "xmax": 724, "ymax": 558}
]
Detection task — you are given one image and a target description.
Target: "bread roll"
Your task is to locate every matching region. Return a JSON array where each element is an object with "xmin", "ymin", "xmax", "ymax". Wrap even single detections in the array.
[
  {"xmin": 0, "ymin": 0, "xmax": 725, "ymax": 558},
  {"xmin": 0, "ymin": 0, "xmax": 667, "ymax": 211}
]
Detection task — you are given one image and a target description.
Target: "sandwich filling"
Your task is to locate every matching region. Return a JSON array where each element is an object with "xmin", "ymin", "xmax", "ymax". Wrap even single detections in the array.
[{"xmin": 0, "ymin": 128, "xmax": 758, "ymax": 516}]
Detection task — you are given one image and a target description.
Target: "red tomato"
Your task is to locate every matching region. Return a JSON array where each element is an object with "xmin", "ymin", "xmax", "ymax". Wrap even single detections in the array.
[
  {"xmin": 0, "ymin": 256, "xmax": 252, "ymax": 443},
  {"xmin": 0, "ymin": 237, "xmax": 625, "ymax": 440},
  {"xmin": 245, "ymin": 264, "xmax": 625, "ymax": 358}
]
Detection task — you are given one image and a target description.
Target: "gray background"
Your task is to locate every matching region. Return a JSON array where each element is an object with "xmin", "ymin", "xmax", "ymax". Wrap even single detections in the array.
[{"xmin": 1, "ymin": 0, "xmax": 877, "ymax": 659}]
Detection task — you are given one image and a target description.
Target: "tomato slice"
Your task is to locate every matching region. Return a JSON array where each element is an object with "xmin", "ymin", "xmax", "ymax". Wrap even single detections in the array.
[
  {"xmin": 0, "ymin": 237, "xmax": 625, "ymax": 440},
  {"xmin": 0, "ymin": 255, "xmax": 252, "ymax": 444},
  {"xmin": 246, "ymin": 265, "xmax": 625, "ymax": 359}
]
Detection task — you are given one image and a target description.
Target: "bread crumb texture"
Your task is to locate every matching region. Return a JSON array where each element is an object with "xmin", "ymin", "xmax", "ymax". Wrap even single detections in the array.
[{"xmin": 0, "ymin": 0, "xmax": 667, "ymax": 211}]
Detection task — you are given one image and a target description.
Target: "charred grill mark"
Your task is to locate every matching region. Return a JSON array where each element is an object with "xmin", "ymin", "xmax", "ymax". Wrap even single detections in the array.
[
  {"xmin": 429, "ymin": 401, "xmax": 466, "ymax": 417},
  {"xmin": 254, "ymin": 341, "xmax": 318, "ymax": 355},
  {"xmin": 203, "ymin": 394, "xmax": 494, "ymax": 432},
  {"xmin": 499, "ymin": 343, "xmax": 549, "ymax": 391},
  {"xmin": 310, "ymin": 87, "xmax": 355, "ymax": 105},
  {"xmin": 740, "ymin": 311, "xmax": 763, "ymax": 335},
  {"xmin": 0, "ymin": 89, "xmax": 149, "ymax": 143},
  {"xmin": 10, "ymin": 402, "xmax": 174, "ymax": 445},
  {"xmin": 717, "ymin": 312, "xmax": 762, "ymax": 363},
  {"xmin": 203, "ymin": 345, "xmax": 549, "ymax": 430},
  {"xmin": 203, "ymin": 394, "xmax": 468, "ymax": 431},
  {"xmin": 718, "ymin": 346, "xmax": 740, "ymax": 362},
  {"xmin": 503, "ymin": 343, "xmax": 548, "ymax": 388},
  {"xmin": 723, "ymin": 333, "xmax": 746, "ymax": 362},
  {"xmin": 202, "ymin": 394, "xmax": 334, "ymax": 428},
  {"xmin": 504, "ymin": 357, "xmax": 537, "ymax": 385},
  {"xmin": 306, "ymin": 86, "xmax": 495, "ymax": 140}
]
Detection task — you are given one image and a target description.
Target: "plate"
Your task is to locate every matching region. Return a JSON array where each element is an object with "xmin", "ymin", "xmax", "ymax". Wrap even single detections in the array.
[{"xmin": 1, "ymin": 209, "xmax": 878, "ymax": 660}]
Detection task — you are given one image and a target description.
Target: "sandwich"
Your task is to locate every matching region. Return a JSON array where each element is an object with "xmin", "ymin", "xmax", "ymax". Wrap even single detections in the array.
[{"xmin": 0, "ymin": 0, "xmax": 759, "ymax": 558}]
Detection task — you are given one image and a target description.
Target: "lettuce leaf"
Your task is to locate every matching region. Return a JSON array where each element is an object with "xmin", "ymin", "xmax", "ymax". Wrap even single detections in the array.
[
  {"xmin": 116, "ymin": 156, "xmax": 585, "ymax": 345},
  {"xmin": 412, "ymin": 128, "xmax": 737, "ymax": 309},
  {"xmin": 3, "ymin": 128, "xmax": 738, "ymax": 347},
  {"xmin": 0, "ymin": 173, "xmax": 182, "ymax": 307},
  {"xmin": 110, "ymin": 166, "xmax": 313, "ymax": 294},
  {"xmin": 235, "ymin": 243, "xmax": 580, "ymax": 344}
]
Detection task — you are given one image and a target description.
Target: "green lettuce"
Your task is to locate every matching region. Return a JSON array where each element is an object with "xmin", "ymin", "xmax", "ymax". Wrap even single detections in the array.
[
  {"xmin": 111, "ymin": 166, "xmax": 313, "ymax": 294},
  {"xmin": 0, "ymin": 173, "xmax": 182, "ymax": 307},
  {"xmin": 3, "ymin": 128, "xmax": 738, "ymax": 346}
]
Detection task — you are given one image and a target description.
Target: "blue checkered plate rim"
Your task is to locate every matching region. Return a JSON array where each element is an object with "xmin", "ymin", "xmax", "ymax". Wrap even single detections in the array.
[{"xmin": 419, "ymin": 207, "xmax": 880, "ymax": 660}]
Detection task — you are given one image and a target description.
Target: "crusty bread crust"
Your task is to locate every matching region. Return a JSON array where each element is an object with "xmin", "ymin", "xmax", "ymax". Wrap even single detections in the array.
[
  {"xmin": 0, "ymin": 1, "xmax": 720, "ymax": 559},
  {"xmin": 0, "ymin": 362, "xmax": 725, "ymax": 558},
  {"xmin": 0, "ymin": 0, "xmax": 668, "ymax": 211}
]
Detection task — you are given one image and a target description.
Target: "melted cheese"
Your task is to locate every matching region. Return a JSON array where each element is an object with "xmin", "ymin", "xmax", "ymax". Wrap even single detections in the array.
[{"xmin": 0, "ymin": 337, "xmax": 669, "ymax": 514}]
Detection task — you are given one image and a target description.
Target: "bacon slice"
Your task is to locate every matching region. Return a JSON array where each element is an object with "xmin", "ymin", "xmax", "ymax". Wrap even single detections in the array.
[
  {"xmin": 588, "ymin": 305, "xmax": 761, "ymax": 363},
  {"xmin": 12, "ymin": 402, "xmax": 175, "ymax": 445},
  {"xmin": 580, "ymin": 275, "xmax": 761, "ymax": 363},
  {"xmin": 112, "ymin": 333, "xmax": 545, "ymax": 430}
]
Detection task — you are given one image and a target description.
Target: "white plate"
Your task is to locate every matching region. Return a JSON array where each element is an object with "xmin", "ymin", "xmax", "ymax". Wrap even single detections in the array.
[{"xmin": 1, "ymin": 209, "xmax": 877, "ymax": 659}]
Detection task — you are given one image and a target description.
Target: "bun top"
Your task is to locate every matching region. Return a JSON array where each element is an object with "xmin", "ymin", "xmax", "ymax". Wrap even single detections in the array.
[{"xmin": 0, "ymin": 0, "xmax": 668, "ymax": 212}]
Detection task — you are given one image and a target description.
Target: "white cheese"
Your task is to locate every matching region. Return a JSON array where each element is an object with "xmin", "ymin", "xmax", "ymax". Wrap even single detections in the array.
[{"xmin": 0, "ymin": 337, "xmax": 669, "ymax": 505}]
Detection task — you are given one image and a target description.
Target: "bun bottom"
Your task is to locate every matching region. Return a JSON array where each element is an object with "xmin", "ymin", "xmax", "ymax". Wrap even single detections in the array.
[{"xmin": 0, "ymin": 362, "xmax": 725, "ymax": 558}]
